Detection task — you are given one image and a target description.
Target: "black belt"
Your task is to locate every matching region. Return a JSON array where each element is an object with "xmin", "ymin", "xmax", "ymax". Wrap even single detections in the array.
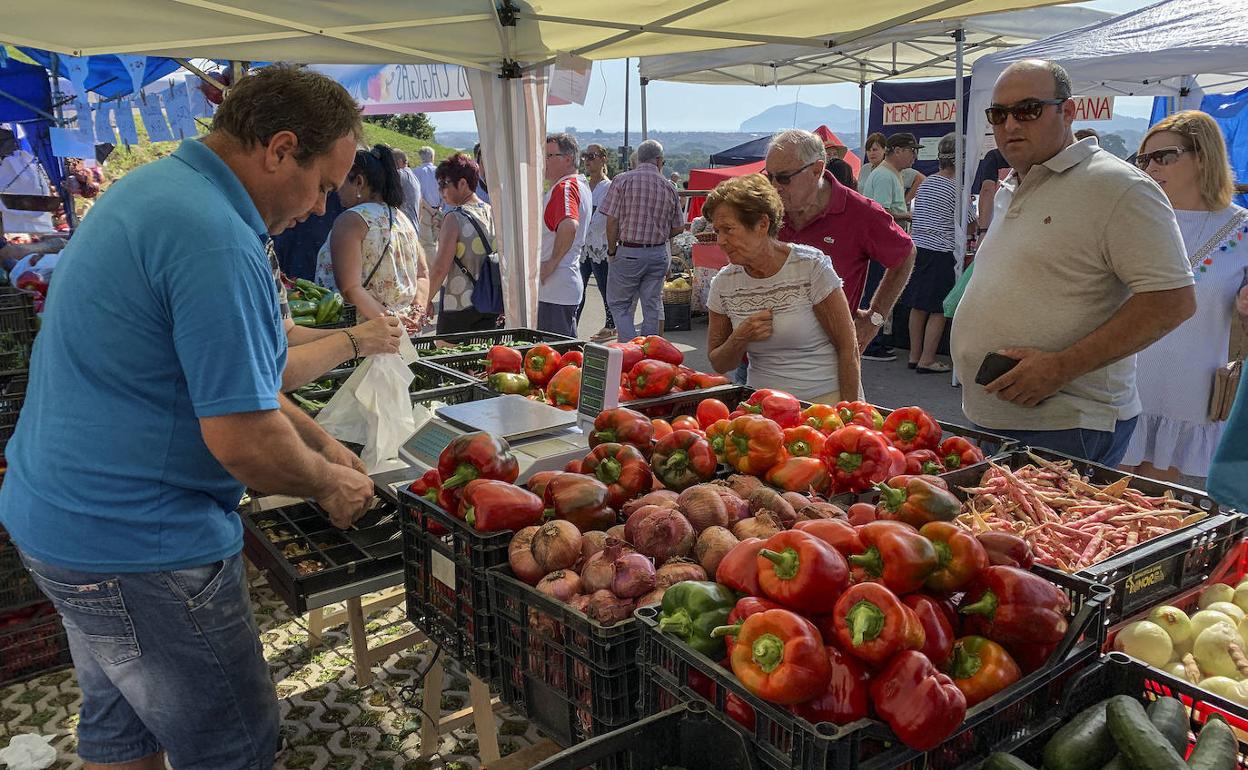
[{"xmin": 618, "ymin": 240, "xmax": 667, "ymax": 249}]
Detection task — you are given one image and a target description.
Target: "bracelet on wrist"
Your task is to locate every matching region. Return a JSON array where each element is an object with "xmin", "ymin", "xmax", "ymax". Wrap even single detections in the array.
[{"xmin": 343, "ymin": 329, "xmax": 360, "ymax": 359}]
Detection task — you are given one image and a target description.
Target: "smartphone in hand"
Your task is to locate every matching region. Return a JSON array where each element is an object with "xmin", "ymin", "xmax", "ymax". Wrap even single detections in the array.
[{"xmin": 975, "ymin": 352, "xmax": 1020, "ymax": 386}]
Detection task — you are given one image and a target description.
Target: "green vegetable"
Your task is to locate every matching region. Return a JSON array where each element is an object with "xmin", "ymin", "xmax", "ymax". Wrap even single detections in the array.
[
  {"xmin": 1104, "ymin": 695, "xmax": 1185, "ymax": 770},
  {"xmin": 1186, "ymin": 714, "xmax": 1236, "ymax": 770},
  {"xmin": 295, "ymin": 278, "xmax": 325, "ymax": 299},
  {"xmin": 290, "ymin": 393, "xmax": 327, "ymax": 413},
  {"xmin": 1114, "ymin": 620, "xmax": 1174, "ymax": 667},
  {"xmin": 1043, "ymin": 700, "xmax": 1117, "ymax": 770},
  {"xmin": 488, "ymin": 372, "xmax": 530, "ymax": 395},
  {"xmin": 314, "ymin": 292, "xmax": 344, "ymax": 325},
  {"xmin": 656, "ymin": 581, "xmax": 736, "ymax": 658},
  {"xmin": 982, "ymin": 754, "xmax": 1038, "ymax": 770},
  {"xmin": 1192, "ymin": 623, "xmax": 1243, "ymax": 679},
  {"xmin": 1100, "ymin": 697, "xmax": 1188, "ymax": 770},
  {"xmin": 292, "ymin": 315, "xmax": 317, "ymax": 327},
  {"xmin": 288, "ymin": 299, "xmax": 318, "ymax": 316}
]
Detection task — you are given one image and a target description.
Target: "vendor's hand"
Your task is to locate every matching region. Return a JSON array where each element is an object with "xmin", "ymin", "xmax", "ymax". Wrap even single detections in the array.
[
  {"xmin": 854, "ymin": 309, "xmax": 881, "ymax": 350},
  {"xmin": 321, "ymin": 440, "xmax": 366, "ymax": 475},
  {"xmin": 351, "ymin": 316, "xmax": 402, "ymax": 356},
  {"xmin": 316, "ymin": 464, "xmax": 375, "ymax": 529},
  {"xmin": 1236, "ymin": 285, "xmax": 1248, "ymax": 317},
  {"xmin": 984, "ymin": 347, "xmax": 1071, "ymax": 407},
  {"xmin": 733, "ymin": 309, "xmax": 773, "ymax": 343}
]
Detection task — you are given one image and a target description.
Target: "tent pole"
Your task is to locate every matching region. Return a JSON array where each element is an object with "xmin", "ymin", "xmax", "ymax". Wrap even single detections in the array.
[
  {"xmin": 623, "ymin": 57, "xmax": 630, "ymax": 163},
  {"xmin": 953, "ymin": 27, "xmax": 966, "ymax": 253},
  {"xmin": 49, "ymin": 55, "xmax": 77, "ymax": 230},
  {"xmin": 641, "ymin": 77, "xmax": 648, "ymax": 140},
  {"xmin": 858, "ymin": 66, "xmax": 866, "ymax": 156}
]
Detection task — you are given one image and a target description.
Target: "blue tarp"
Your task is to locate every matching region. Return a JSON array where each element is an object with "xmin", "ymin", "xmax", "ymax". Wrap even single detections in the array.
[
  {"xmin": 0, "ymin": 58, "xmax": 62, "ymax": 190},
  {"xmin": 18, "ymin": 49, "xmax": 180, "ymax": 98},
  {"xmin": 709, "ymin": 135, "xmax": 771, "ymax": 166},
  {"xmin": 1150, "ymin": 90, "xmax": 1248, "ymax": 208}
]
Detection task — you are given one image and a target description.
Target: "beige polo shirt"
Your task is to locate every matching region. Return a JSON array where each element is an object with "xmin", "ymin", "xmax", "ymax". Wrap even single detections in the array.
[{"xmin": 951, "ymin": 139, "xmax": 1192, "ymax": 433}]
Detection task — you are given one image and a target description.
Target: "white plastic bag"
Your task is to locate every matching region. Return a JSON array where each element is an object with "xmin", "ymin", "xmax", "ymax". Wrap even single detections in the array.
[
  {"xmin": 316, "ymin": 333, "xmax": 419, "ymax": 473},
  {"xmin": 0, "ymin": 733, "xmax": 57, "ymax": 770}
]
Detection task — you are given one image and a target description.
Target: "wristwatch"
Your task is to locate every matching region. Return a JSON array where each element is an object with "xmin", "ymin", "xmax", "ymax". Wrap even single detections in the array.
[{"xmin": 869, "ymin": 311, "xmax": 885, "ymax": 327}]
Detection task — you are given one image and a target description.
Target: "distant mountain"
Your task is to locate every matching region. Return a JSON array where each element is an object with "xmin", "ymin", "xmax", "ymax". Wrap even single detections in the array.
[{"xmin": 740, "ymin": 102, "xmax": 862, "ymax": 133}]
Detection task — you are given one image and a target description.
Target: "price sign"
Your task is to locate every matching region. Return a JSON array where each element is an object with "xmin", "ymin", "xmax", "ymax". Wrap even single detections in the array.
[{"xmin": 577, "ymin": 343, "xmax": 622, "ymax": 431}]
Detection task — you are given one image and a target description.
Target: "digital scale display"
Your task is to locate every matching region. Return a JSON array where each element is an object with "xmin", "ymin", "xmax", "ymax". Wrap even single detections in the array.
[
  {"xmin": 404, "ymin": 420, "xmax": 458, "ymax": 465},
  {"xmin": 578, "ymin": 343, "xmax": 621, "ymax": 426}
]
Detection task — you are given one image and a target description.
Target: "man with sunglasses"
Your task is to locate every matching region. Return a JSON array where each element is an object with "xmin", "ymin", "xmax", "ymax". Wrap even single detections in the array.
[
  {"xmin": 951, "ymin": 59, "xmax": 1196, "ymax": 466},
  {"xmin": 768, "ymin": 129, "xmax": 915, "ymax": 356},
  {"xmin": 539, "ymin": 132, "xmax": 593, "ymax": 336}
]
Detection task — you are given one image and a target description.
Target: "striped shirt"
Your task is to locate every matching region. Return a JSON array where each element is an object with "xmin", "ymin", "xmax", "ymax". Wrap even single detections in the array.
[
  {"xmin": 599, "ymin": 163, "xmax": 684, "ymax": 245},
  {"xmin": 910, "ymin": 174, "xmax": 960, "ymax": 252}
]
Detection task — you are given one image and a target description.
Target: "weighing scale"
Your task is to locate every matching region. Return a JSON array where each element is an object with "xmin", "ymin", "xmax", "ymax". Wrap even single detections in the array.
[{"xmin": 389, "ymin": 343, "xmax": 624, "ymax": 483}]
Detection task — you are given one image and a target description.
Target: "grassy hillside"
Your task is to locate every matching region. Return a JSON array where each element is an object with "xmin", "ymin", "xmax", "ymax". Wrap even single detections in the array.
[{"xmin": 361, "ymin": 123, "xmax": 462, "ymax": 160}]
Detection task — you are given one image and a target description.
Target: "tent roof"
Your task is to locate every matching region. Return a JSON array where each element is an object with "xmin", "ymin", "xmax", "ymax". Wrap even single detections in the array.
[
  {"xmin": 2, "ymin": 0, "xmax": 1092, "ymax": 70},
  {"xmin": 708, "ymin": 125, "xmax": 862, "ymax": 169},
  {"xmin": 638, "ymin": 5, "xmax": 1109, "ymax": 85},
  {"xmin": 0, "ymin": 59, "xmax": 52, "ymax": 123}
]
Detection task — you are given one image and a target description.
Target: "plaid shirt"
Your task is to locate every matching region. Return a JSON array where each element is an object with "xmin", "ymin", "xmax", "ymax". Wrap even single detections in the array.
[{"xmin": 599, "ymin": 163, "xmax": 684, "ymax": 246}]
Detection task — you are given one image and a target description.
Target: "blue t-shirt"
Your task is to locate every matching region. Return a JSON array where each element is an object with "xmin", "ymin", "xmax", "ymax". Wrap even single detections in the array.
[{"xmin": 0, "ymin": 139, "xmax": 287, "ymax": 572}]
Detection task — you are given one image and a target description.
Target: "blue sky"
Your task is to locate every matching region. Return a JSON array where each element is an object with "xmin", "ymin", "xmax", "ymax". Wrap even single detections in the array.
[{"xmin": 432, "ymin": 0, "xmax": 1158, "ymax": 134}]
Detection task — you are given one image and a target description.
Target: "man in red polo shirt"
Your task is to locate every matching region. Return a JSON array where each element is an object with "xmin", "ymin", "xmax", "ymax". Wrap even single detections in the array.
[{"xmin": 768, "ymin": 129, "xmax": 914, "ymax": 355}]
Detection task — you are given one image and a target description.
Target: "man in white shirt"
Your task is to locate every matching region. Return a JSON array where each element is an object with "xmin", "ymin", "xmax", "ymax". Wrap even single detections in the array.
[
  {"xmin": 391, "ymin": 149, "xmax": 422, "ymax": 231},
  {"xmin": 0, "ymin": 128, "xmax": 55, "ymax": 233},
  {"xmin": 411, "ymin": 146, "xmax": 443, "ymax": 257},
  {"xmin": 538, "ymin": 133, "xmax": 592, "ymax": 337}
]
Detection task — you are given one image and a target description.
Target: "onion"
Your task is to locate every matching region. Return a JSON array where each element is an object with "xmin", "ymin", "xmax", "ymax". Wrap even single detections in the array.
[
  {"xmin": 749, "ymin": 487, "xmax": 797, "ymax": 526},
  {"xmin": 586, "ymin": 589, "xmax": 637, "ymax": 625},
  {"xmin": 709, "ymin": 485, "xmax": 751, "ymax": 522},
  {"xmin": 695, "ymin": 526, "xmax": 739, "ymax": 576},
  {"xmin": 538, "ymin": 570, "xmax": 583, "ymax": 603},
  {"xmin": 532, "ymin": 520, "xmax": 583, "ymax": 574},
  {"xmin": 576, "ymin": 531, "xmax": 608, "ymax": 571},
  {"xmin": 509, "ymin": 526, "xmax": 544, "ymax": 585},
  {"xmin": 797, "ymin": 501, "xmax": 847, "ymax": 521},
  {"xmin": 656, "ymin": 557, "xmax": 707, "ymax": 588},
  {"xmin": 637, "ymin": 587, "xmax": 667, "ymax": 608},
  {"xmin": 606, "ymin": 524, "xmax": 627, "ymax": 541},
  {"xmin": 580, "ymin": 548, "xmax": 616, "ymax": 594},
  {"xmin": 725, "ymin": 474, "xmax": 764, "ymax": 499},
  {"xmin": 1114, "ymin": 619, "xmax": 1173, "ymax": 668},
  {"xmin": 621, "ymin": 490, "xmax": 679, "ymax": 517},
  {"xmin": 632, "ymin": 508, "xmax": 696, "ymax": 563},
  {"xmin": 611, "ymin": 552, "xmax": 658, "ymax": 599},
  {"xmin": 733, "ymin": 511, "xmax": 784, "ymax": 541},
  {"xmin": 677, "ymin": 485, "xmax": 731, "ymax": 533},
  {"xmin": 782, "ymin": 491, "xmax": 814, "ymax": 511},
  {"xmin": 625, "ymin": 505, "xmax": 667, "ymax": 544},
  {"xmin": 568, "ymin": 593, "xmax": 593, "ymax": 614}
]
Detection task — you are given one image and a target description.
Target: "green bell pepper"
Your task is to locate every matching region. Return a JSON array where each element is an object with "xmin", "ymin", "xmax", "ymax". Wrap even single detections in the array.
[
  {"xmin": 657, "ymin": 581, "xmax": 737, "ymax": 659},
  {"xmin": 488, "ymin": 372, "xmax": 530, "ymax": 395},
  {"xmin": 314, "ymin": 292, "xmax": 343, "ymax": 325},
  {"xmin": 292, "ymin": 315, "xmax": 317, "ymax": 327},
  {"xmin": 295, "ymin": 279, "xmax": 325, "ymax": 299},
  {"xmin": 288, "ymin": 299, "xmax": 318, "ymax": 317}
]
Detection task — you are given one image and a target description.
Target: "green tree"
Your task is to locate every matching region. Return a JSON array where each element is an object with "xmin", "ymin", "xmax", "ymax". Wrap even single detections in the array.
[{"xmin": 362, "ymin": 113, "xmax": 436, "ymax": 142}]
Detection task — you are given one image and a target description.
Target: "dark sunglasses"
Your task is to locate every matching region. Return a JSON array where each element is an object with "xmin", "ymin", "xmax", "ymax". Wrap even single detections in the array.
[
  {"xmin": 985, "ymin": 98, "xmax": 1066, "ymax": 126},
  {"xmin": 581, "ymin": 152, "xmax": 604, "ymax": 159},
  {"xmin": 765, "ymin": 161, "xmax": 816, "ymax": 185},
  {"xmin": 1134, "ymin": 145, "xmax": 1192, "ymax": 170}
]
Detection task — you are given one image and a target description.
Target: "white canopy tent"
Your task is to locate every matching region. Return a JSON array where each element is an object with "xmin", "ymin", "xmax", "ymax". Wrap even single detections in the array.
[
  {"xmin": 959, "ymin": 0, "xmax": 1248, "ymax": 256},
  {"xmin": 3, "ymin": 0, "xmax": 1087, "ymax": 326}
]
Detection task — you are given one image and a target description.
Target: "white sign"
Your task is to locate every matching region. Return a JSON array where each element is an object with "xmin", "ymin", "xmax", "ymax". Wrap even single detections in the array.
[
  {"xmin": 1070, "ymin": 95, "xmax": 1115, "ymax": 122},
  {"xmin": 136, "ymin": 94, "xmax": 174, "ymax": 142},
  {"xmin": 115, "ymin": 55, "xmax": 148, "ymax": 96},
  {"xmin": 114, "ymin": 99, "xmax": 139, "ymax": 145},
  {"xmin": 885, "ymin": 95, "xmax": 1117, "ymax": 126}
]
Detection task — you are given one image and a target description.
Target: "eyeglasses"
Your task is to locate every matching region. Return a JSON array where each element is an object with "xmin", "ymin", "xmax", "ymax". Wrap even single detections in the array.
[
  {"xmin": 581, "ymin": 152, "xmax": 604, "ymax": 160},
  {"xmin": 765, "ymin": 161, "xmax": 816, "ymax": 185},
  {"xmin": 545, "ymin": 152, "xmax": 569, "ymax": 160},
  {"xmin": 437, "ymin": 179, "xmax": 451, "ymax": 188},
  {"xmin": 1133, "ymin": 145, "xmax": 1192, "ymax": 170},
  {"xmin": 985, "ymin": 98, "xmax": 1067, "ymax": 126}
]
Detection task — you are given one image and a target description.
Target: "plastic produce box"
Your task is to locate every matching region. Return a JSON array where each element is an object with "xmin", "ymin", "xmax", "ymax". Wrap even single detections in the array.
[
  {"xmin": 0, "ymin": 602, "xmax": 71, "ymax": 686},
  {"xmin": 424, "ymin": 340, "xmax": 583, "ymax": 383},
  {"xmin": 0, "ymin": 289, "xmax": 37, "ymax": 377},
  {"xmin": 488, "ymin": 566, "xmax": 642, "ymax": 747},
  {"xmin": 410, "ymin": 328, "xmax": 576, "ymax": 359},
  {"xmin": 636, "ymin": 567, "xmax": 1111, "ymax": 770},
  {"xmin": 0, "ymin": 529, "xmax": 43, "ymax": 612}
]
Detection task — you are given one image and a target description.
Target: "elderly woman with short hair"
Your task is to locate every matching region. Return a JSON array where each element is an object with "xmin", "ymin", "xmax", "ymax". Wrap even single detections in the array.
[{"xmin": 705, "ymin": 174, "xmax": 861, "ymax": 403}]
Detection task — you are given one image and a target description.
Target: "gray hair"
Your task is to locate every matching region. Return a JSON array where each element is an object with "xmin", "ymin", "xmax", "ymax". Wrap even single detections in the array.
[
  {"xmin": 392, "ymin": 148, "xmax": 407, "ymax": 165},
  {"xmin": 768, "ymin": 129, "xmax": 826, "ymax": 165},
  {"xmin": 418, "ymin": 146, "xmax": 435, "ymax": 163},
  {"xmin": 546, "ymin": 132, "xmax": 579, "ymax": 159},
  {"xmin": 637, "ymin": 139, "xmax": 664, "ymax": 165}
]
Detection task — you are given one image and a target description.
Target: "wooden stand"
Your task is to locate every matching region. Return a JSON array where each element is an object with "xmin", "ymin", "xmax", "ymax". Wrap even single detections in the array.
[{"xmin": 418, "ymin": 655, "xmax": 501, "ymax": 763}]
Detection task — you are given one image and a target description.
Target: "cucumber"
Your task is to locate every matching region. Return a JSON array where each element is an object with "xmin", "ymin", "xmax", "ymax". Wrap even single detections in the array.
[
  {"xmin": 1186, "ymin": 714, "xmax": 1236, "ymax": 770},
  {"xmin": 1099, "ymin": 696, "xmax": 1189, "ymax": 770},
  {"xmin": 1104, "ymin": 695, "xmax": 1186, "ymax": 770},
  {"xmin": 984, "ymin": 753, "xmax": 1039, "ymax": 770},
  {"xmin": 1043, "ymin": 700, "xmax": 1118, "ymax": 770}
]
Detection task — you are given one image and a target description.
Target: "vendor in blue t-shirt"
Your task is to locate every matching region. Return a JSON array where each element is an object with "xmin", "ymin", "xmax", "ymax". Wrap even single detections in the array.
[{"xmin": 0, "ymin": 67, "xmax": 374, "ymax": 770}]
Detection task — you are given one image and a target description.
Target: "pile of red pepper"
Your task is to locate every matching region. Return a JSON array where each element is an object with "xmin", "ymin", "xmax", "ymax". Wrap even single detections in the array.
[
  {"xmin": 672, "ymin": 516, "xmax": 1072, "ymax": 753},
  {"xmin": 406, "ymin": 431, "xmax": 546, "ymax": 533},
  {"xmin": 608, "ymin": 335, "xmax": 731, "ymax": 402}
]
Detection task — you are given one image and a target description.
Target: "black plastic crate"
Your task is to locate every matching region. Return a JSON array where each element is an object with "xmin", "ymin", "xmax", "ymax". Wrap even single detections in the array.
[
  {"xmin": 488, "ymin": 566, "xmax": 642, "ymax": 746},
  {"xmin": 0, "ymin": 531, "xmax": 43, "ymax": 612},
  {"xmin": 0, "ymin": 289, "xmax": 37, "ymax": 376},
  {"xmin": 531, "ymin": 703, "xmax": 758, "ymax": 770},
  {"xmin": 399, "ymin": 486, "xmax": 510, "ymax": 684},
  {"xmin": 410, "ymin": 328, "xmax": 576, "ymax": 359},
  {"xmin": 0, "ymin": 602, "xmax": 71, "ymax": 686},
  {"xmin": 0, "ymin": 374, "xmax": 27, "ymax": 455},
  {"xmin": 664, "ymin": 302, "xmax": 692, "ymax": 332},
  {"xmin": 423, "ymin": 340, "xmax": 584, "ymax": 384},
  {"xmin": 636, "ymin": 567, "xmax": 1112, "ymax": 770},
  {"xmin": 942, "ymin": 447, "xmax": 1244, "ymax": 625}
]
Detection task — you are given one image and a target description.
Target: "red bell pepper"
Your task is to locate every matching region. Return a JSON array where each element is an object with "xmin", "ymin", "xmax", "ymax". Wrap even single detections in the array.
[
  {"xmin": 704, "ymin": 419, "xmax": 732, "ymax": 462},
  {"xmin": 688, "ymin": 372, "xmax": 732, "ymax": 389},
  {"xmin": 543, "ymin": 473, "xmax": 615, "ymax": 532},
  {"xmin": 793, "ymin": 519, "xmax": 864, "ymax": 559},
  {"xmin": 885, "ymin": 445, "xmax": 907, "ymax": 478},
  {"xmin": 484, "ymin": 345, "xmax": 523, "ymax": 375},
  {"xmin": 976, "ymin": 532, "xmax": 1035, "ymax": 570},
  {"xmin": 438, "ymin": 432, "xmax": 520, "ymax": 494},
  {"xmin": 847, "ymin": 502, "xmax": 878, "ymax": 526},
  {"xmin": 725, "ymin": 415, "xmax": 785, "ymax": 475},
  {"xmin": 672, "ymin": 365, "xmax": 695, "ymax": 392},
  {"xmin": 725, "ymin": 692, "xmax": 757, "ymax": 731},
  {"xmin": 696, "ymin": 399, "xmax": 731, "ymax": 429},
  {"xmin": 741, "ymin": 389, "xmax": 802, "ymax": 429},
  {"xmin": 407, "ymin": 468, "xmax": 441, "ymax": 506},
  {"xmin": 782, "ymin": 425, "xmax": 826, "ymax": 458},
  {"xmin": 728, "ymin": 609, "xmax": 831, "ymax": 705},
  {"xmin": 639, "ymin": 334, "xmax": 684, "ymax": 365},
  {"xmin": 765, "ymin": 456, "xmax": 831, "ymax": 495},
  {"xmin": 580, "ymin": 442, "xmax": 652, "ymax": 509},
  {"xmin": 920, "ymin": 521, "xmax": 989, "ymax": 593},
  {"xmin": 606, "ymin": 341, "xmax": 644, "ymax": 373},
  {"xmin": 564, "ymin": 458, "xmax": 582, "ymax": 473},
  {"xmin": 711, "ymin": 596, "xmax": 785, "ymax": 657},
  {"xmin": 904, "ymin": 449, "xmax": 946, "ymax": 476},
  {"xmin": 959, "ymin": 565, "xmax": 1070, "ymax": 647},
  {"xmin": 628, "ymin": 359, "xmax": 679, "ymax": 398},
  {"xmin": 670, "ymin": 415, "xmax": 702, "ymax": 433},
  {"xmin": 589, "ymin": 407, "xmax": 654, "ymax": 453},
  {"xmin": 849, "ymin": 520, "xmax": 940, "ymax": 595},
  {"xmin": 881, "ymin": 407, "xmax": 942, "ymax": 453},
  {"xmin": 651, "ymin": 419, "xmax": 674, "ymax": 440},
  {"xmin": 523, "ymin": 344, "xmax": 563, "ymax": 387},
  {"xmin": 560, "ymin": 350, "xmax": 584, "ymax": 368},
  {"xmin": 790, "ymin": 645, "xmax": 872, "ymax": 726},
  {"xmin": 875, "ymin": 474, "xmax": 961, "ymax": 529},
  {"xmin": 801, "ymin": 403, "xmax": 845, "ymax": 434},
  {"xmin": 526, "ymin": 470, "xmax": 560, "ymax": 499},
  {"xmin": 650, "ymin": 430, "xmax": 717, "ymax": 491},
  {"xmin": 457, "ymin": 479, "xmax": 545, "ymax": 532},
  {"xmin": 545, "ymin": 365, "xmax": 581, "ymax": 411},
  {"xmin": 821, "ymin": 425, "xmax": 896, "ymax": 493},
  {"xmin": 716, "ymin": 538, "xmax": 767, "ymax": 596},
  {"xmin": 832, "ymin": 582, "xmax": 926, "ymax": 667},
  {"xmin": 836, "ymin": 401, "xmax": 884, "ymax": 430},
  {"xmin": 902, "ymin": 592, "xmax": 956, "ymax": 667},
  {"xmin": 755, "ymin": 530, "xmax": 848, "ymax": 613},
  {"xmin": 939, "ymin": 436, "xmax": 985, "ymax": 470},
  {"xmin": 870, "ymin": 650, "xmax": 967, "ymax": 751},
  {"xmin": 948, "ymin": 635, "xmax": 1021, "ymax": 707}
]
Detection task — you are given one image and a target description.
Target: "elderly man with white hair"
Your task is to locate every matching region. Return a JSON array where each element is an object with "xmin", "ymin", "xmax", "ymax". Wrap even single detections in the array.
[
  {"xmin": 411, "ymin": 145, "xmax": 443, "ymax": 259},
  {"xmin": 601, "ymin": 139, "xmax": 686, "ymax": 338}
]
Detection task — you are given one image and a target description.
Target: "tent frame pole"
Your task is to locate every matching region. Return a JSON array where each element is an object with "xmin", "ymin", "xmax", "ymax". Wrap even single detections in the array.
[
  {"xmin": 641, "ymin": 77, "xmax": 648, "ymax": 140},
  {"xmin": 48, "ymin": 55, "xmax": 77, "ymax": 229},
  {"xmin": 859, "ymin": 66, "xmax": 867, "ymax": 157},
  {"xmin": 953, "ymin": 26, "xmax": 966, "ymax": 250}
]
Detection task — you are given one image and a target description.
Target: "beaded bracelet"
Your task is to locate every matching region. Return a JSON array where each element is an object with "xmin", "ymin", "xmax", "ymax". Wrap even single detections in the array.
[{"xmin": 343, "ymin": 329, "xmax": 360, "ymax": 359}]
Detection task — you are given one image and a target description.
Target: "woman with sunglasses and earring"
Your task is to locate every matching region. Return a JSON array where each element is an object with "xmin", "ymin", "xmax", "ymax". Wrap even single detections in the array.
[
  {"xmin": 315, "ymin": 144, "xmax": 429, "ymax": 333},
  {"xmin": 426, "ymin": 153, "xmax": 500, "ymax": 333},
  {"xmin": 1120, "ymin": 111, "xmax": 1247, "ymax": 483}
]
